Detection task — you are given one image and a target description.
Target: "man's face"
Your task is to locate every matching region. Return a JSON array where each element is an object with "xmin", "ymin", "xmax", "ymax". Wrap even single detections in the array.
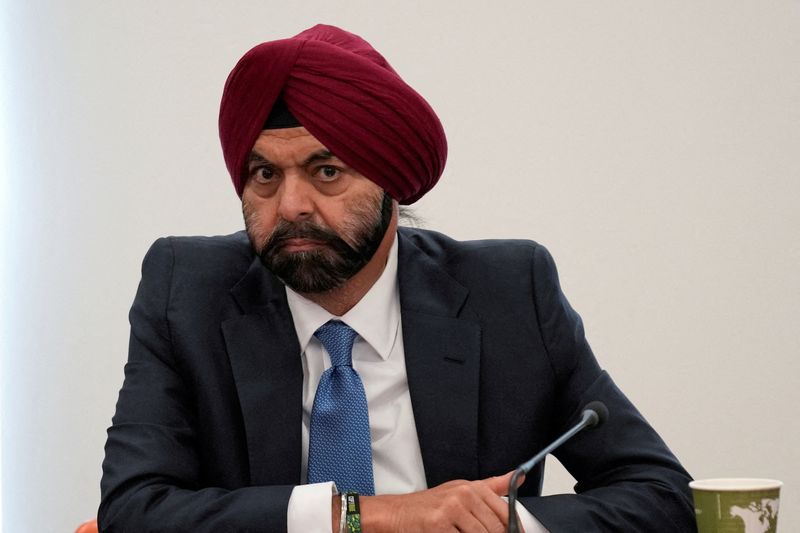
[{"xmin": 242, "ymin": 127, "xmax": 393, "ymax": 293}]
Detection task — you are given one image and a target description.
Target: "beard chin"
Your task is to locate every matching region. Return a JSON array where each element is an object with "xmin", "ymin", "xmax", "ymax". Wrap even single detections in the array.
[
  {"xmin": 263, "ymin": 245, "xmax": 363, "ymax": 293},
  {"xmin": 252, "ymin": 192, "xmax": 393, "ymax": 294}
]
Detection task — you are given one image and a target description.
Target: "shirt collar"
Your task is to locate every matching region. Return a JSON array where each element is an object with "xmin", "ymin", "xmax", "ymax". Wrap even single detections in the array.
[{"xmin": 285, "ymin": 235, "xmax": 400, "ymax": 361}]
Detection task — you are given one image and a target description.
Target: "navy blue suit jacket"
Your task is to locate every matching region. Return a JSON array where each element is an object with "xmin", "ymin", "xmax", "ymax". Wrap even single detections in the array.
[{"xmin": 100, "ymin": 228, "xmax": 695, "ymax": 532}]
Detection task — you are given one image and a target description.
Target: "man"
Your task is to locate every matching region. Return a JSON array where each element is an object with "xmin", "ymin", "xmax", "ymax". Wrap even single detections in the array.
[{"xmin": 100, "ymin": 25, "xmax": 695, "ymax": 532}]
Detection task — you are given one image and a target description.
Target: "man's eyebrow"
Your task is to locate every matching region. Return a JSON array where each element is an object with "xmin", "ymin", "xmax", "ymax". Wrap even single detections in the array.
[
  {"xmin": 303, "ymin": 150, "xmax": 336, "ymax": 166},
  {"xmin": 247, "ymin": 151, "xmax": 272, "ymax": 165},
  {"xmin": 247, "ymin": 149, "xmax": 338, "ymax": 167}
]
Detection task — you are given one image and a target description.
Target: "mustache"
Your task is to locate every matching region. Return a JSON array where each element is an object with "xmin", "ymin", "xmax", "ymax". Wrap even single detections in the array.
[{"xmin": 263, "ymin": 220, "xmax": 352, "ymax": 252}]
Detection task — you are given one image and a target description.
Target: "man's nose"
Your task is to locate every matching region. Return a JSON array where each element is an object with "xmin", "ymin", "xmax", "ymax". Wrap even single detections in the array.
[{"xmin": 276, "ymin": 176, "xmax": 315, "ymax": 222}]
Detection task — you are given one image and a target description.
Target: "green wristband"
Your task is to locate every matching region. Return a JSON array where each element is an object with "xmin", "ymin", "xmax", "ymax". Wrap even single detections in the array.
[{"xmin": 344, "ymin": 492, "xmax": 362, "ymax": 533}]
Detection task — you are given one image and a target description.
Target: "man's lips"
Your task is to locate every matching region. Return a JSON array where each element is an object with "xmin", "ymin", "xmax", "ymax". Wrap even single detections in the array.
[{"xmin": 277, "ymin": 237, "xmax": 328, "ymax": 252}]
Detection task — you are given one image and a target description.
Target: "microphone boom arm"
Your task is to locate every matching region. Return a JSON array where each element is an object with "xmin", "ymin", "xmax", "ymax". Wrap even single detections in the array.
[{"xmin": 507, "ymin": 406, "xmax": 603, "ymax": 533}]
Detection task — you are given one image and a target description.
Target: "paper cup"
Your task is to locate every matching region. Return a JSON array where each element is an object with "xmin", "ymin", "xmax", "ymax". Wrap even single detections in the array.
[{"xmin": 690, "ymin": 478, "xmax": 782, "ymax": 533}]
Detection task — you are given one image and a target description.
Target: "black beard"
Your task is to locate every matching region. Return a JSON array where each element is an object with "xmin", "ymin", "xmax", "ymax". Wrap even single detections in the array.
[{"xmin": 257, "ymin": 192, "xmax": 392, "ymax": 293}]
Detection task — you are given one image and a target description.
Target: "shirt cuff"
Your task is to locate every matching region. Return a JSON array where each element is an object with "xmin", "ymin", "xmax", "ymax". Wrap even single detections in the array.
[{"xmin": 287, "ymin": 482, "xmax": 338, "ymax": 533}]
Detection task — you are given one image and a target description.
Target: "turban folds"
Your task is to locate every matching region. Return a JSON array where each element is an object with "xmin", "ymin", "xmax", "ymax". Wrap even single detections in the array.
[{"xmin": 219, "ymin": 24, "xmax": 447, "ymax": 204}]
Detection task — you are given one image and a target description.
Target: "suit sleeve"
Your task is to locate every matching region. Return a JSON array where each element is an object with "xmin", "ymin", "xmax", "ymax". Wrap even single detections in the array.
[
  {"xmin": 98, "ymin": 238, "xmax": 294, "ymax": 533},
  {"xmin": 519, "ymin": 244, "xmax": 696, "ymax": 532}
]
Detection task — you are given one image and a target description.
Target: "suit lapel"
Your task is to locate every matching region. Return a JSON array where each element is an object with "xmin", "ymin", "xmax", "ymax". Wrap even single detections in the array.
[
  {"xmin": 222, "ymin": 258, "xmax": 303, "ymax": 486},
  {"xmin": 398, "ymin": 231, "xmax": 481, "ymax": 487}
]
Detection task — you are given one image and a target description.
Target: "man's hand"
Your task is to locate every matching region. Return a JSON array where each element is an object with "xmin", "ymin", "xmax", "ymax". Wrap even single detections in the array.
[{"xmin": 349, "ymin": 471, "xmax": 523, "ymax": 533}]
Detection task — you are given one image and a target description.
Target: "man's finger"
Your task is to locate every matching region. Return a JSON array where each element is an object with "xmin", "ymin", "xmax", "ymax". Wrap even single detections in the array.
[
  {"xmin": 483, "ymin": 470, "xmax": 523, "ymax": 496},
  {"xmin": 475, "ymin": 481, "xmax": 512, "ymax": 527}
]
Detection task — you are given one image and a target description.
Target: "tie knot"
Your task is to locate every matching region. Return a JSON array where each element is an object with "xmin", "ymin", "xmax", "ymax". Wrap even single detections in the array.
[{"xmin": 314, "ymin": 320, "xmax": 358, "ymax": 367}]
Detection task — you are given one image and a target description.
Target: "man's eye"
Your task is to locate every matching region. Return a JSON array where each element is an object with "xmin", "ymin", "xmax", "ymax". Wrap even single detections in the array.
[
  {"xmin": 316, "ymin": 166, "xmax": 341, "ymax": 181},
  {"xmin": 252, "ymin": 166, "xmax": 276, "ymax": 183}
]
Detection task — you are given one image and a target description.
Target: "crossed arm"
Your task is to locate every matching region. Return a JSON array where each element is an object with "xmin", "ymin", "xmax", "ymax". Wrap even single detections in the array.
[{"xmin": 331, "ymin": 472, "xmax": 523, "ymax": 533}]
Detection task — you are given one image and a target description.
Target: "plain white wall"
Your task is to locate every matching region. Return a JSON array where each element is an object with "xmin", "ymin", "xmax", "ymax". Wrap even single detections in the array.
[{"xmin": 2, "ymin": 1, "xmax": 798, "ymax": 531}]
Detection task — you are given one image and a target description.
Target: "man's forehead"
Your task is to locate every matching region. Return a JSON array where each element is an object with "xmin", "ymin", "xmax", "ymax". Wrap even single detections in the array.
[
  {"xmin": 256, "ymin": 126, "xmax": 314, "ymax": 142},
  {"xmin": 250, "ymin": 127, "xmax": 337, "ymax": 162},
  {"xmin": 252, "ymin": 127, "xmax": 327, "ymax": 150}
]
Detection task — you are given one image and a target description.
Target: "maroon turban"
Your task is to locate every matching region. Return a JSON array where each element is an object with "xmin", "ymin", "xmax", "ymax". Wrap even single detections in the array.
[{"xmin": 219, "ymin": 24, "xmax": 447, "ymax": 204}]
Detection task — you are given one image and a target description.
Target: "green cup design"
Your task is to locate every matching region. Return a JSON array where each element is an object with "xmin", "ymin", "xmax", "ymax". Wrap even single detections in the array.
[{"xmin": 690, "ymin": 478, "xmax": 782, "ymax": 533}]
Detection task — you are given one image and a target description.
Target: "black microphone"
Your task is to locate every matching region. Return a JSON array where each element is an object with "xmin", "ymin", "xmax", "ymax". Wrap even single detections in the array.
[{"xmin": 507, "ymin": 401, "xmax": 609, "ymax": 533}]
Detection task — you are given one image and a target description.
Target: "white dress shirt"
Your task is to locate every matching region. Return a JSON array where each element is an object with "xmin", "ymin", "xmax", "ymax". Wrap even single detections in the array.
[{"xmin": 284, "ymin": 236, "xmax": 547, "ymax": 532}]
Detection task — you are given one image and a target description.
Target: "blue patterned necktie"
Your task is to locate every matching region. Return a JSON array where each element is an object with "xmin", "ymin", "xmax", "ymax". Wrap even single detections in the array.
[{"xmin": 307, "ymin": 320, "xmax": 375, "ymax": 495}]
